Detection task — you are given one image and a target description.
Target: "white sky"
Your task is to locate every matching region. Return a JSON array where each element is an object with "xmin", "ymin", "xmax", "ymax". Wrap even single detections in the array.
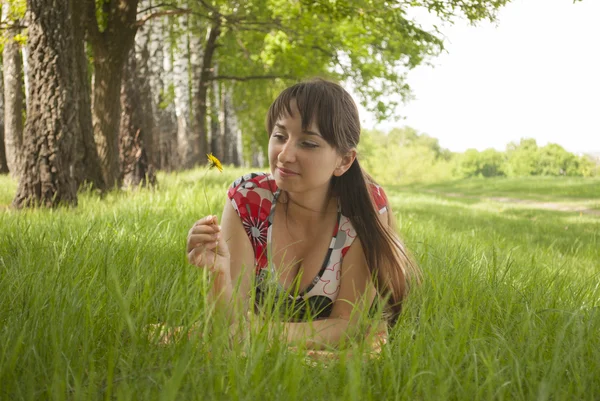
[{"xmin": 358, "ymin": 0, "xmax": 600, "ymax": 154}]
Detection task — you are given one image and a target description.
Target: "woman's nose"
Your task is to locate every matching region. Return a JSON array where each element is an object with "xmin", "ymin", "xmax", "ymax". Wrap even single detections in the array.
[{"xmin": 277, "ymin": 141, "xmax": 296, "ymax": 163}]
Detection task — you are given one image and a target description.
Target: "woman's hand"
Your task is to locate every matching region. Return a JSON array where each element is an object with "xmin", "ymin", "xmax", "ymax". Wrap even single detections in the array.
[{"xmin": 187, "ymin": 215, "xmax": 231, "ymax": 274}]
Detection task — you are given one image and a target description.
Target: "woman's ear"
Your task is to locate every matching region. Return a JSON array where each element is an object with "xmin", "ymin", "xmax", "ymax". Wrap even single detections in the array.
[{"xmin": 334, "ymin": 149, "xmax": 357, "ymax": 177}]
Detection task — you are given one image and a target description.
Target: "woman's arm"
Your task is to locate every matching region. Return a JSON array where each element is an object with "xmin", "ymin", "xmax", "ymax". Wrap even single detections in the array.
[{"xmin": 210, "ymin": 198, "xmax": 255, "ymax": 323}]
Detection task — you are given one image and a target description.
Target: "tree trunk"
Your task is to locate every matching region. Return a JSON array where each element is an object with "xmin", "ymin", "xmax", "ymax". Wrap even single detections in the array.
[
  {"xmin": 250, "ymin": 143, "xmax": 265, "ymax": 168},
  {"xmin": 91, "ymin": 51, "xmax": 124, "ymax": 189},
  {"xmin": 2, "ymin": 11, "xmax": 25, "ymax": 179},
  {"xmin": 222, "ymin": 85, "xmax": 242, "ymax": 166},
  {"xmin": 209, "ymin": 72, "xmax": 222, "ymax": 161},
  {"xmin": 119, "ymin": 48, "xmax": 156, "ymax": 188},
  {"xmin": 21, "ymin": 46, "xmax": 29, "ymax": 109},
  {"xmin": 158, "ymin": 18, "xmax": 178, "ymax": 171},
  {"xmin": 0, "ymin": 63, "xmax": 8, "ymax": 174},
  {"xmin": 13, "ymin": 0, "xmax": 79, "ymax": 208},
  {"xmin": 72, "ymin": 0, "xmax": 105, "ymax": 190},
  {"xmin": 188, "ymin": 20, "xmax": 203, "ymax": 164},
  {"xmin": 86, "ymin": 0, "xmax": 139, "ymax": 189},
  {"xmin": 134, "ymin": 4, "xmax": 156, "ymax": 168},
  {"xmin": 144, "ymin": 1, "xmax": 169, "ymax": 170},
  {"xmin": 192, "ymin": 21, "xmax": 220, "ymax": 165},
  {"xmin": 174, "ymin": 14, "xmax": 195, "ymax": 169}
]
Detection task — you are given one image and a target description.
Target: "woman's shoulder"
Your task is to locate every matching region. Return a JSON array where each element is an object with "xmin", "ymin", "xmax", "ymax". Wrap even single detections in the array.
[{"xmin": 227, "ymin": 172, "xmax": 278, "ymax": 198}]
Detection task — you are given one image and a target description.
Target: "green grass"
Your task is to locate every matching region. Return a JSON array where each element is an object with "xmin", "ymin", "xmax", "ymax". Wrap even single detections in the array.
[
  {"xmin": 1, "ymin": 170, "xmax": 599, "ymax": 400},
  {"xmin": 404, "ymin": 176, "xmax": 600, "ymax": 201}
]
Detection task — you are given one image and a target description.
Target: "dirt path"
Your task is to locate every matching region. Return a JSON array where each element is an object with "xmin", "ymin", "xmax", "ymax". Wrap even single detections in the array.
[{"xmin": 431, "ymin": 191, "xmax": 600, "ymax": 216}]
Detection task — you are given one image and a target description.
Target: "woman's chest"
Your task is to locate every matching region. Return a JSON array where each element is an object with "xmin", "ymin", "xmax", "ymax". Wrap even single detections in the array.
[{"xmin": 269, "ymin": 214, "xmax": 337, "ymax": 291}]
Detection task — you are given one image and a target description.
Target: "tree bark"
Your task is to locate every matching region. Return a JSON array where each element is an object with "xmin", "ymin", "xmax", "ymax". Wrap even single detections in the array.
[
  {"xmin": 72, "ymin": 0, "xmax": 105, "ymax": 190},
  {"xmin": 222, "ymin": 85, "xmax": 242, "ymax": 166},
  {"xmin": 158, "ymin": 17, "xmax": 178, "ymax": 171},
  {"xmin": 119, "ymin": 48, "xmax": 156, "ymax": 188},
  {"xmin": 209, "ymin": 74, "xmax": 222, "ymax": 160},
  {"xmin": 0, "ymin": 62, "xmax": 8, "ymax": 174},
  {"xmin": 143, "ymin": 1, "xmax": 172, "ymax": 170},
  {"xmin": 86, "ymin": 0, "xmax": 139, "ymax": 189},
  {"xmin": 2, "ymin": 11, "xmax": 25, "ymax": 179},
  {"xmin": 173, "ymin": 14, "xmax": 194, "ymax": 169},
  {"xmin": 192, "ymin": 21, "xmax": 220, "ymax": 165},
  {"xmin": 134, "ymin": 5, "xmax": 156, "ymax": 168},
  {"xmin": 188, "ymin": 19, "xmax": 203, "ymax": 164},
  {"xmin": 13, "ymin": 0, "xmax": 79, "ymax": 208}
]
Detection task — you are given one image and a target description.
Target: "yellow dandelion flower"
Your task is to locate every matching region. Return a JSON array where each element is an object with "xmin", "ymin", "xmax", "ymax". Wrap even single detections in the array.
[{"xmin": 206, "ymin": 153, "xmax": 223, "ymax": 172}]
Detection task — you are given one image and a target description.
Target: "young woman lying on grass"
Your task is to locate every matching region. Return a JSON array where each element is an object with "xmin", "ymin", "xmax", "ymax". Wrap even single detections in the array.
[{"xmin": 185, "ymin": 79, "xmax": 420, "ymax": 350}]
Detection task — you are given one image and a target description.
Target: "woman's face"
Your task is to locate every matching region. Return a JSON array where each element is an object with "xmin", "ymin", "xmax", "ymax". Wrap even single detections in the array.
[{"xmin": 268, "ymin": 100, "xmax": 342, "ymax": 195}]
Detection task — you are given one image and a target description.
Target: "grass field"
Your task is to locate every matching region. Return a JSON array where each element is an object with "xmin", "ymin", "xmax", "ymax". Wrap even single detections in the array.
[{"xmin": 1, "ymin": 169, "xmax": 599, "ymax": 400}]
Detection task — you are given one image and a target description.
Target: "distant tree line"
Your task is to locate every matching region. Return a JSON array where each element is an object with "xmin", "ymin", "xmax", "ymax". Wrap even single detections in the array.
[{"xmin": 360, "ymin": 128, "xmax": 599, "ymax": 184}]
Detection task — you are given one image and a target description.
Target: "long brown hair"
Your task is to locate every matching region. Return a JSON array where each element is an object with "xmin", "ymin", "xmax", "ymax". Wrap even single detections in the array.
[{"xmin": 266, "ymin": 78, "xmax": 420, "ymax": 325}]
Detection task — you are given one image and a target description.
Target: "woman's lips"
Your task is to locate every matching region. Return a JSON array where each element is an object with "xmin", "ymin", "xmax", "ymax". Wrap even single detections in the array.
[{"xmin": 277, "ymin": 167, "xmax": 299, "ymax": 177}]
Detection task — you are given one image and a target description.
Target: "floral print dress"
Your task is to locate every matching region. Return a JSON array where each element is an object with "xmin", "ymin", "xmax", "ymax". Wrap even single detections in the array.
[{"xmin": 227, "ymin": 172, "xmax": 388, "ymax": 321}]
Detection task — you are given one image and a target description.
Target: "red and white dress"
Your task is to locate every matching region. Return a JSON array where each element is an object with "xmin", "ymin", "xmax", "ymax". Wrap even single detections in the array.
[{"xmin": 227, "ymin": 172, "xmax": 388, "ymax": 321}]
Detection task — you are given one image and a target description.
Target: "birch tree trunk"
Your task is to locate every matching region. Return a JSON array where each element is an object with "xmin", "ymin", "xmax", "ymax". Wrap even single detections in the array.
[
  {"xmin": 145, "ymin": 3, "xmax": 166, "ymax": 169},
  {"xmin": 192, "ymin": 21, "xmax": 220, "ymax": 165},
  {"xmin": 159, "ymin": 18, "xmax": 178, "ymax": 170},
  {"xmin": 21, "ymin": 46, "xmax": 29, "ymax": 109},
  {"xmin": 13, "ymin": 0, "xmax": 79, "ymax": 208},
  {"xmin": 189, "ymin": 20, "xmax": 202, "ymax": 163},
  {"xmin": 2, "ymin": 8, "xmax": 25, "ymax": 179},
  {"xmin": 0, "ymin": 63, "xmax": 8, "ymax": 174},
  {"xmin": 222, "ymin": 85, "xmax": 242, "ymax": 166},
  {"xmin": 134, "ymin": 6, "xmax": 156, "ymax": 168},
  {"xmin": 174, "ymin": 14, "xmax": 194, "ymax": 169},
  {"xmin": 209, "ymin": 71, "xmax": 222, "ymax": 161}
]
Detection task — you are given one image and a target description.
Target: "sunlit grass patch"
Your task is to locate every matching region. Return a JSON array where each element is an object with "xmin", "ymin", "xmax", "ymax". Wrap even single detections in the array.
[{"xmin": 1, "ymin": 171, "xmax": 599, "ymax": 400}]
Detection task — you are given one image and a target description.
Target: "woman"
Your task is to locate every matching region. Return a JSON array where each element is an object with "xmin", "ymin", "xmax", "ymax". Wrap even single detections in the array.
[{"xmin": 186, "ymin": 79, "xmax": 419, "ymax": 349}]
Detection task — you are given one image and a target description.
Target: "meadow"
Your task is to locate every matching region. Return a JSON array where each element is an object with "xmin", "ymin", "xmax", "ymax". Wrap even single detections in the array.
[{"xmin": 1, "ymin": 169, "xmax": 599, "ymax": 401}]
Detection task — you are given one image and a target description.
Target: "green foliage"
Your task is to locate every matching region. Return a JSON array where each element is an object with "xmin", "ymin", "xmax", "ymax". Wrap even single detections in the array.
[
  {"xmin": 359, "ymin": 127, "xmax": 454, "ymax": 184},
  {"xmin": 1, "ymin": 0, "xmax": 26, "ymax": 21},
  {"xmin": 159, "ymin": 84, "xmax": 176, "ymax": 110},
  {"xmin": 505, "ymin": 138, "xmax": 541, "ymax": 176},
  {"xmin": 578, "ymin": 154, "xmax": 600, "ymax": 177},
  {"xmin": 184, "ymin": 0, "xmax": 510, "ymax": 160},
  {"xmin": 503, "ymin": 138, "xmax": 591, "ymax": 177},
  {"xmin": 358, "ymin": 128, "xmax": 597, "ymax": 184},
  {"xmin": 455, "ymin": 148, "xmax": 505, "ymax": 178},
  {"xmin": 0, "ymin": 0, "xmax": 27, "ymax": 53}
]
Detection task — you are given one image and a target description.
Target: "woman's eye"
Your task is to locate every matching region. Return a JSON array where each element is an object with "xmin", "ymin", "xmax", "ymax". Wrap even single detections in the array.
[
  {"xmin": 272, "ymin": 133, "xmax": 286, "ymax": 141},
  {"xmin": 303, "ymin": 142, "xmax": 318, "ymax": 148}
]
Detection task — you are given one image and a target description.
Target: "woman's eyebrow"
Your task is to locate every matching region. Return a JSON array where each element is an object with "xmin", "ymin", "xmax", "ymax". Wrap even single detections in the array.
[{"xmin": 275, "ymin": 123, "xmax": 321, "ymax": 136}]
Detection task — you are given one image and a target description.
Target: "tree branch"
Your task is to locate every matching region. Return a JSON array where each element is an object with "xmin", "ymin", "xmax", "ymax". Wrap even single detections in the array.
[
  {"xmin": 197, "ymin": 0, "xmax": 221, "ymax": 16},
  {"xmin": 137, "ymin": 2, "xmax": 178, "ymax": 15},
  {"xmin": 209, "ymin": 75, "xmax": 298, "ymax": 82},
  {"xmin": 0, "ymin": 23, "xmax": 27, "ymax": 31},
  {"xmin": 136, "ymin": 8, "xmax": 192, "ymax": 27}
]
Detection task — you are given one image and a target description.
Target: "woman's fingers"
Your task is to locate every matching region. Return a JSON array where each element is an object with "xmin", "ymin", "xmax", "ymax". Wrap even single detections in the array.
[
  {"xmin": 188, "ymin": 233, "xmax": 220, "ymax": 248},
  {"xmin": 189, "ymin": 225, "xmax": 217, "ymax": 235},
  {"xmin": 187, "ymin": 216, "xmax": 221, "ymax": 251},
  {"xmin": 196, "ymin": 215, "xmax": 217, "ymax": 226},
  {"xmin": 187, "ymin": 215, "xmax": 227, "ymax": 267},
  {"xmin": 187, "ymin": 243, "xmax": 217, "ymax": 266}
]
